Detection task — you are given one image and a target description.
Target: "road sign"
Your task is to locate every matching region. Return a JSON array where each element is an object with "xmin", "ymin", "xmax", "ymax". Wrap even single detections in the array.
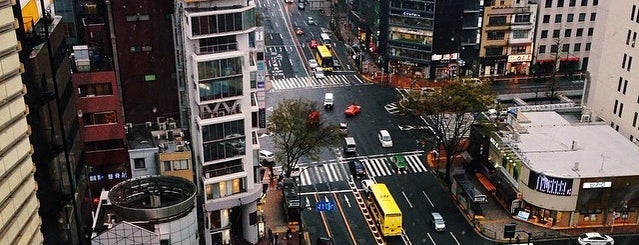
[{"xmin": 315, "ymin": 201, "xmax": 335, "ymax": 212}]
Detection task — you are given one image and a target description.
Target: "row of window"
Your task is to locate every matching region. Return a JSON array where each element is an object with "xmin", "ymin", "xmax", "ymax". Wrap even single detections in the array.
[
  {"xmin": 542, "ymin": 12, "xmax": 595, "ymax": 24},
  {"xmin": 626, "ymin": 30, "xmax": 638, "ymax": 48},
  {"xmin": 540, "ymin": 27, "xmax": 594, "ymax": 39},
  {"xmin": 190, "ymin": 9, "xmax": 256, "ymax": 36},
  {"xmin": 545, "ymin": 0, "xmax": 598, "ymax": 8},
  {"xmin": 83, "ymin": 111, "xmax": 117, "ymax": 126},
  {"xmin": 538, "ymin": 42, "xmax": 591, "ymax": 54},
  {"xmin": 78, "ymin": 83, "xmax": 113, "ymax": 97},
  {"xmin": 486, "ymin": 30, "xmax": 530, "ymax": 41},
  {"xmin": 130, "ymin": 45, "xmax": 153, "ymax": 53},
  {"xmin": 163, "ymin": 159, "xmax": 190, "ymax": 171},
  {"xmin": 205, "ymin": 177, "xmax": 246, "ymax": 200}
]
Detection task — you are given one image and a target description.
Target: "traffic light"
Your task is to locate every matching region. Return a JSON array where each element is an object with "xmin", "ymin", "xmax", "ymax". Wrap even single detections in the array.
[{"xmin": 504, "ymin": 223, "xmax": 516, "ymax": 239}]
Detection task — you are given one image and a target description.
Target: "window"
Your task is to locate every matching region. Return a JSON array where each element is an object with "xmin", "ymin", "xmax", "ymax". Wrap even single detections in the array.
[
  {"xmin": 543, "ymin": 15, "xmax": 551, "ymax": 23},
  {"xmin": 618, "ymin": 77, "xmax": 623, "ymax": 92},
  {"xmin": 512, "ymin": 46, "xmax": 527, "ymax": 54},
  {"xmin": 172, "ymin": 159, "xmax": 190, "ymax": 170},
  {"xmin": 628, "ymin": 56, "xmax": 633, "ymax": 71},
  {"xmin": 574, "ymin": 43, "xmax": 581, "ymax": 51},
  {"xmin": 191, "ymin": 10, "xmax": 256, "ymax": 36},
  {"xmin": 633, "ymin": 5, "xmax": 637, "ymax": 21},
  {"xmin": 538, "ymin": 45, "xmax": 547, "ymax": 54},
  {"xmin": 545, "ymin": 0, "xmax": 552, "ymax": 8},
  {"xmin": 553, "ymin": 29, "xmax": 560, "ymax": 38},
  {"xmin": 83, "ymin": 111, "xmax": 117, "ymax": 125},
  {"xmin": 619, "ymin": 103, "xmax": 624, "ymax": 117},
  {"xmin": 623, "ymin": 80, "xmax": 628, "ymax": 94},
  {"xmin": 569, "ymin": 0, "xmax": 576, "ymax": 6},
  {"xmin": 579, "ymin": 13, "xmax": 586, "ymax": 22},
  {"xmin": 130, "ymin": 45, "xmax": 153, "ymax": 53},
  {"xmin": 633, "ymin": 112, "xmax": 638, "ymax": 127},
  {"xmin": 512, "ymin": 30, "xmax": 528, "ymax": 39},
  {"xmin": 514, "ymin": 14, "xmax": 530, "ymax": 23},
  {"xmin": 576, "ymin": 28, "xmax": 584, "ymax": 37},
  {"xmin": 623, "ymin": 54, "xmax": 628, "ymax": 69},
  {"xmin": 585, "ymin": 43, "xmax": 591, "ymax": 51},
  {"xmin": 126, "ymin": 14, "xmax": 150, "ymax": 22},
  {"xmin": 588, "ymin": 28, "xmax": 594, "ymax": 36},
  {"xmin": 562, "ymin": 44, "xmax": 570, "ymax": 52},
  {"xmin": 551, "ymin": 45, "xmax": 558, "ymax": 53},
  {"xmin": 627, "ymin": 30, "xmax": 632, "ymax": 45},
  {"xmin": 134, "ymin": 158, "xmax": 146, "ymax": 169},
  {"xmin": 593, "ymin": 0, "xmax": 598, "ymax": 6},
  {"xmin": 581, "ymin": 0, "xmax": 587, "ymax": 6},
  {"xmin": 198, "ymin": 57, "xmax": 243, "ymax": 80},
  {"xmin": 541, "ymin": 30, "xmax": 549, "ymax": 38},
  {"xmin": 555, "ymin": 14, "xmax": 563, "ymax": 23},
  {"xmin": 485, "ymin": 47, "xmax": 503, "ymax": 56},
  {"xmin": 488, "ymin": 16, "xmax": 507, "ymax": 26},
  {"xmin": 78, "ymin": 83, "xmax": 112, "ymax": 97},
  {"xmin": 205, "ymin": 178, "xmax": 247, "ymax": 200},
  {"xmin": 590, "ymin": 13, "xmax": 597, "ymax": 21},
  {"xmin": 567, "ymin": 14, "xmax": 574, "ymax": 22},
  {"xmin": 557, "ymin": 0, "xmax": 564, "ymax": 7},
  {"xmin": 565, "ymin": 29, "xmax": 572, "ymax": 37},
  {"xmin": 613, "ymin": 100, "xmax": 618, "ymax": 114},
  {"xmin": 487, "ymin": 31, "xmax": 505, "ymax": 40}
]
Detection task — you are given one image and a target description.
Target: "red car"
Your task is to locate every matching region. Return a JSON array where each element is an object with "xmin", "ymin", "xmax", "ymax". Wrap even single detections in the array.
[
  {"xmin": 309, "ymin": 39, "xmax": 318, "ymax": 49},
  {"xmin": 296, "ymin": 27, "xmax": 304, "ymax": 35},
  {"xmin": 344, "ymin": 104, "xmax": 361, "ymax": 116}
]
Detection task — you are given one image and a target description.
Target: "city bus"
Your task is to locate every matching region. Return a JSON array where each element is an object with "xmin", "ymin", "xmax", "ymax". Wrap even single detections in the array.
[
  {"xmin": 367, "ymin": 183, "xmax": 403, "ymax": 236},
  {"xmin": 314, "ymin": 45, "xmax": 333, "ymax": 72}
]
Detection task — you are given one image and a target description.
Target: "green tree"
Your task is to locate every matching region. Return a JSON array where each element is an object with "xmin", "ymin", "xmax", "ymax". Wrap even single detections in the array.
[
  {"xmin": 268, "ymin": 98, "xmax": 342, "ymax": 177},
  {"xmin": 402, "ymin": 81, "xmax": 495, "ymax": 182}
]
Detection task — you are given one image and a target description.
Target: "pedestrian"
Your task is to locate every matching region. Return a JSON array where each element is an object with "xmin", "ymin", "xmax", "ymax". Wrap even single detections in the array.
[
  {"xmin": 516, "ymin": 234, "xmax": 520, "ymax": 244},
  {"xmin": 286, "ymin": 228, "xmax": 292, "ymax": 239},
  {"xmin": 267, "ymin": 228, "xmax": 273, "ymax": 244},
  {"xmin": 274, "ymin": 233, "xmax": 279, "ymax": 245}
]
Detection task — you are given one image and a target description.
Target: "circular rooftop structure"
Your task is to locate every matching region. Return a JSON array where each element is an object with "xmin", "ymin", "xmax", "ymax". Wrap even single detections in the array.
[{"xmin": 108, "ymin": 175, "xmax": 197, "ymax": 222}]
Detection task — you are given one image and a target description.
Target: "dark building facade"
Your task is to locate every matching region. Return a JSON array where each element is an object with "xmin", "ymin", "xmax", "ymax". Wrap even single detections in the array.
[
  {"xmin": 109, "ymin": 0, "xmax": 179, "ymax": 124},
  {"xmin": 14, "ymin": 2, "xmax": 92, "ymax": 244}
]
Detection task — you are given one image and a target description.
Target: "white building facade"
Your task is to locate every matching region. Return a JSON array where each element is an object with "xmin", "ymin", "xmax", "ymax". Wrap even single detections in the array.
[
  {"xmin": 174, "ymin": 0, "xmax": 266, "ymax": 244},
  {"xmin": 586, "ymin": 0, "xmax": 639, "ymax": 142}
]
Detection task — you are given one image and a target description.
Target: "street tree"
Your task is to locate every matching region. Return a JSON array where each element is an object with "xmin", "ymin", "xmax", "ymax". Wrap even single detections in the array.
[
  {"xmin": 402, "ymin": 81, "xmax": 495, "ymax": 182},
  {"xmin": 268, "ymin": 98, "xmax": 342, "ymax": 178}
]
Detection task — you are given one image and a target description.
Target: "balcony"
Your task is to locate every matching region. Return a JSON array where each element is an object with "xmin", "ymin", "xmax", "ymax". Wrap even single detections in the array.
[
  {"xmin": 196, "ymin": 42, "xmax": 239, "ymax": 55},
  {"xmin": 203, "ymin": 160, "xmax": 244, "ymax": 179},
  {"xmin": 200, "ymin": 106, "xmax": 242, "ymax": 120}
]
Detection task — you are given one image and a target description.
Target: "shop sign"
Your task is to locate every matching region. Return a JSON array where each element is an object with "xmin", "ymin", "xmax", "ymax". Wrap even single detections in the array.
[
  {"xmin": 89, "ymin": 171, "xmax": 128, "ymax": 182},
  {"xmin": 507, "ymin": 54, "xmax": 532, "ymax": 63},
  {"xmin": 398, "ymin": 60, "xmax": 418, "ymax": 66},
  {"xmin": 403, "ymin": 11, "xmax": 421, "ymax": 17},
  {"xmin": 527, "ymin": 171, "xmax": 573, "ymax": 196},
  {"xmin": 582, "ymin": 181, "xmax": 612, "ymax": 189}
]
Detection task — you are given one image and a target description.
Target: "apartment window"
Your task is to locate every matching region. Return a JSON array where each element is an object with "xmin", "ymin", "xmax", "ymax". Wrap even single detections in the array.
[
  {"xmin": 488, "ymin": 16, "xmax": 507, "ymax": 26},
  {"xmin": 134, "ymin": 158, "xmax": 146, "ymax": 169},
  {"xmin": 126, "ymin": 14, "xmax": 150, "ymax": 22},
  {"xmin": 512, "ymin": 46, "xmax": 527, "ymax": 54},
  {"xmin": 487, "ymin": 31, "xmax": 506, "ymax": 40},
  {"xmin": 628, "ymin": 30, "xmax": 633, "ymax": 45},
  {"xmin": 576, "ymin": 28, "xmax": 583, "ymax": 37},
  {"xmin": 623, "ymin": 54, "xmax": 628, "ymax": 69},
  {"xmin": 569, "ymin": 0, "xmax": 576, "ymax": 6},
  {"xmin": 172, "ymin": 159, "xmax": 190, "ymax": 170},
  {"xmin": 588, "ymin": 28, "xmax": 594, "ymax": 36},
  {"xmin": 633, "ymin": 112, "xmax": 638, "ymax": 127},
  {"xmin": 619, "ymin": 103, "xmax": 624, "ymax": 117},
  {"xmin": 590, "ymin": 13, "xmax": 597, "ymax": 21},
  {"xmin": 551, "ymin": 45, "xmax": 558, "ymax": 53},
  {"xmin": 574, "ymin": 43, "xmax": 581, "ymax": 51},
  {"xmin": 513, "ymin": 30, "xmax": 528, "ymax": 39},
  {"xmin": 83, "ymin": 111, "xmax": 117, "ymax": 125},
  {"xmin": 485, "ymin": 47, "xmax": 503, "ymax": 56},
  {"xmin": 553, "ymin": 29, "xmax": 561, "ymax": 38},
  {"xmin": 557, "ymin": 0, "xmax": 564, "ymax": 7},
  {"xmin": 585, "ymin": 43, "xmax": 591, "ymax": 51},
  {"xmin": 565, "ymin": 29, "xmax": 572, "ymax": 37},
  {"xmin": 555, "ymin": 14, "xmax": 563, "ymax": 23},
  {"xmin": 191, "ymin": 10, "xmax": 256, "ymax": 36},
  {"xmin": 593, "ymin": 0, "xmax": 598, "ymax": 6},
  {"xmin": 198, "ymin": 57, "xmax": 243, "ymax": 80},
  {"xmin": 614, "ymin": 100, "xmax": 619, "ymax": 114},
  {"xmin": 567, "ymin": 14, "xmax": 574, "ymax": 22},
  {"xmin": 205, "ymin": 178, "xmax": 247, "ymax": 200},
  {"xmin": 130, "ymin": 45, "xmax": 153, "ymax": 53},
  {"xmin": 633, "ymin": 5, "xmax": 637, "ymax": 21},
  {"xmin": 541, "ymin": 30, "xmax": 549, "ymax": 38},
  {"xmin": 579, "ymin": 13, "xmax": 586, "ymax": 22},
  {"xmin": 628, "ymin": 56, "xmax": 633, "ymax": 71},
  {"xmin": 538, "ymin": 45, "xmax": 547, "ymax": 54},
  {"xmin": 78, "ymin": 83, "xmax": 112, "ymax": 97},
  {"xmin": 562, "ymin": 44, "xmax": 570, "ymax": 52},
  {"xmin": 545, "ymin": 0, "xmax": 553, "ymax": 8},
  {"xmin": 623, "ymin": 80, "xmax": 628, "ymax": 94},
  {"xmin": 514, "ymin": 14, "xmax": 531, "ymax": 23},
  {"xmin": 581, "ymin": 0, "xmax": 587, "ymax": 6},
  {"xmin": 617, "ymin": 77, "xmax": 623, "ymax": 91},
  {"xmin": 543, "ymin": 15, "xmax": 551, "ymax": 23},
  {"xmin": 633, "ymin": 32, "xmax": 638, "ymax": 47}
]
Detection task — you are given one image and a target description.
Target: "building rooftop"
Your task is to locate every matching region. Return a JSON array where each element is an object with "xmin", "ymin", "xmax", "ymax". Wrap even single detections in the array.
[
  {"xmin": 127, "ymin": 124, "xmax": 156, "ymax": 150},
  {"xmin": 510, "ymin": 111, "xmax": 639, "ymax": 179}
]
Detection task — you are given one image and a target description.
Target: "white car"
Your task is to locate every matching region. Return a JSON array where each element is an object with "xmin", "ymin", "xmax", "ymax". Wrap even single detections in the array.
[
  {"xmin": 308, "ymin": 59, "xmax": 318, "ymax": 69},
  {"xmin": 577, "ymin": 232, "xmax": 614, "ymax": 245},
  {"xmin": 361, "ymin": 179, "xmax": 374, "ymax": 193},
  {"xmin": 259, "ymin": 150, "xmax": 275, "ymax": 163},
  {"xmin": 378, "ymin": 129, "xmax": 393, "ymax": 147},
  {"xmin": 307, "ymin": 16, "xmax": 315, "ymax": 25},
  {"xmin": 314, "ymin": 67, "xmax": 325, "ymax": 79}
]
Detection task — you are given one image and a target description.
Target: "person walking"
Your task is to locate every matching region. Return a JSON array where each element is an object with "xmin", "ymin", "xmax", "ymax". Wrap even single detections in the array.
[
  {"xmin": 267, "ymin": 228, "xmax": 273, "ymax": 245},
  {"xmin": 273, "ymin": 233, "xmax": 279, "ymax": 245}
]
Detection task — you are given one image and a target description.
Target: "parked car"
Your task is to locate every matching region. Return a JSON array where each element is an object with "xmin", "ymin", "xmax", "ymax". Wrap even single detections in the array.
[
  {"xmin": 307, "ymin": 16, "xmax": 315, "ymax": 25},
  {"xmin": 344, "ymin": 104, "xmax": 361, "ymax": 116},
  {"xmin": 349, "ymin": 159, "xmax": 366, "ymax": 178},
  {"xmin": 259, "ymin": 150, "xmax": 275, "ymax": 163},
  {"xmin": 308, "ymin": 59, "xmax": 318, "ymax": 69},
  {"xmin": 577, "ymin": 232, "xmax": 614, "ymax": 245},
  {"xmin": 378, "ymin": 129, "xmax": 393, "ymax": 148},
  {"xmin": 390, "ymin": 155, "xmax": 408, "ymax": 171}
]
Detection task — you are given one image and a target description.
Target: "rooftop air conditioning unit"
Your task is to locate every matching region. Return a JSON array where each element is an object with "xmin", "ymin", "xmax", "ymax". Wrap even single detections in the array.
[
  {"xmin": 580, "ymin": 114, "xmax": 591, "ymax": 123},
  {"xmin": 159, "ymin": 122, "xmax": 167, "ymax": 130}
]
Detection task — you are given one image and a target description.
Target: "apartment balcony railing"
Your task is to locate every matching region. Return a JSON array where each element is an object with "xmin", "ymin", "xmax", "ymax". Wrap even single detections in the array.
[
  {"xmin": 199, "ymin": 106, "xmax": 242, "ymax": 120},
  {"xmin": 203, "ymin": 165, "xmax": 244, "ymax": 179},
  {"xmin": 196, "ymin": 42, "xmax": 239, "ymax": 55}
]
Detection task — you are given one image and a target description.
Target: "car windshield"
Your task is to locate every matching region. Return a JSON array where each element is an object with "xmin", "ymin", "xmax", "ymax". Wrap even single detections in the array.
[
  {"xmin": 382, "ymin": 135, "xmax": 391, "ymax": 141},
  {"xmin": 579, "ymin": 234, "xmax": 589, "ymax": 239}
]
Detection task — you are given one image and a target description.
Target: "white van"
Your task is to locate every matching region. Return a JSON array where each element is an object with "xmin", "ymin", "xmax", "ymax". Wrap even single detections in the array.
[
  {"xmin": 323, "ymin": 93, "xmax": 334, "ymax": 109},
  {"xmin": 431, "ymin": 212, "xmax": 446, "ymax": 231},
  {"xmin": 320, "ymin": 33, "xmax": 332, "ymax": 48},
  {"xmin": 344, "ymin": 137, "xmax": 357, "ymax": 154}
]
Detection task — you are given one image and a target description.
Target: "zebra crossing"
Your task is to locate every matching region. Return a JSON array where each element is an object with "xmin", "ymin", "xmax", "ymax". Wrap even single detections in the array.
[
  {"xmin": 298, "ymin": 154, "xmax": 427, "ymax": 186},
  {"xmin": 270, "ymin": 74, "xmax": 367, "ymax": 90}
]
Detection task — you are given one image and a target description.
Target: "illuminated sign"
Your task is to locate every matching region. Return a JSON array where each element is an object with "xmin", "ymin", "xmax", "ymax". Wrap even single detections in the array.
[
  {"xmin": 89, "ymin": 171, "xmax": 129, "ymax": 182},
  {"xmin": 507, "ymin": 54, "xmax": 532, "ymax": 63},
  {"xmin": 527, "ymin": 171, "xmax": 573, "ymax": 196},
  {"xmin": 582, "ymin": 182, "xmax": 612, "ymax": 189},
  {"xmin": 403, "ymin": 12, "xmax": 421, "ymax": 18}
]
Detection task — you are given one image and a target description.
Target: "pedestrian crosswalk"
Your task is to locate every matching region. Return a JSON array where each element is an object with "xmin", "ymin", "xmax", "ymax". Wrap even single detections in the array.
[
  {"xmin": 270, "ymin": 74, "xmax": 368, "ymax": 90},
  {"xmin": 298, "ymin": 154, "xmax": 427, "ymax": 186}
]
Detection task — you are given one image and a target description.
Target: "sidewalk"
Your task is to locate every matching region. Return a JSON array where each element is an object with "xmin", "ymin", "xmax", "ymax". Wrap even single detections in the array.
[{"xmin": 257, "ymin": 172, "xmax": 304, "ymax": 245}]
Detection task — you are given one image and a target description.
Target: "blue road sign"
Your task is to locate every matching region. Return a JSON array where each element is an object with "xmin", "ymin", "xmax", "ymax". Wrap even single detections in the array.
[{"xmin": 315, "ymin": 201, "xmax": 335, "ymax": 212}]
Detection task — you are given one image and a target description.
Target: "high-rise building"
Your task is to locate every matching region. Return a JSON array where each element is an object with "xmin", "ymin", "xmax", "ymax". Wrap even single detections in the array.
[
  {"xmin": 479, "ymin": 0, "xmax": 537, "ymax": 76},
  {"xmin": 14, "ymin": 0, "xmax": 92, "ymax": 243},
  {"xmin": 174, "ymin": 0, "xmax": 266, "ymax": 243},
  {"xmin": 108, "ymin": 0, "xmax": 180, "ymax": 124},
  {"xmin": 531, "ymin": 0, "xmax": 597, "ymax": 73},
  {"xmin": 585, "ymin": 0, "xmax": 639, "ymax": 142},
  {"xmin": 0, "ymin": 3, "xmax": 44, "ymax": 244}
]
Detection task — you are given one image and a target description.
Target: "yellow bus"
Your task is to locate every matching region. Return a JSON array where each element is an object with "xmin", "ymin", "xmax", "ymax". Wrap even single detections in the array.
[
  {"xmin": 314, "ymin": 45, "xmax": 333, "ymax": 72},
  {"xmin": 367, "ymin": 183, "xmax": 403, "ymax": 236}
]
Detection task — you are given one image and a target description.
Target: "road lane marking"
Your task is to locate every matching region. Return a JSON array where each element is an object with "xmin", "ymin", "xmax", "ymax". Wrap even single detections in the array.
[
  {"xmin": 332, "ymin": 192, "xmax": 359, "ymax": 245},
  {"xmin": 402, "ymin": 191, "xmax": 413, "ymax": 208},
  {"xmin": 343, "ymin": 194, "xmax": 351, "ymax": 208},
  {"xmin": 449, "ymin": 232, "xmax": 461, "ymax": 245},
  {"xmin": 423, "ymin": 191, "xmax": 435, "ymax": 208},
  {"xmin": 315, "ymin": 193, "xmax": 332, "ymax": 237},
  {"xmin": 427, "ymin": 233, "xmax": 436, "ymax": 245}
]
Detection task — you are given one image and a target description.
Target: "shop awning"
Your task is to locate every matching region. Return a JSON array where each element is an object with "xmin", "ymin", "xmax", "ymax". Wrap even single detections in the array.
[
  {"xmin": 476, "ymin": 172, "xmax": 496, "ymax": 192},
  {"xmin": 536, "ymin": 57, "xmax": 580, "ymax": 63}
]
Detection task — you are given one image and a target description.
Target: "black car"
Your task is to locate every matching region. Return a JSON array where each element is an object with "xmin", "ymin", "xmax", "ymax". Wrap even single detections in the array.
[
  {"xmin": 349, "ymin": 159, "xmax": 366, "ymax": 178},
  {"xmin": 316, "ymin": 237, "xmax": 334, "ymax": 245}
]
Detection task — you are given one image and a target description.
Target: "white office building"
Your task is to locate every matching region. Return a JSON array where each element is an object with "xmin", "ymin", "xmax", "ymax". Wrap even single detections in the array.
[{"xmin": 174, "ymin": 0, "xmax": 266, "ymax": 244}]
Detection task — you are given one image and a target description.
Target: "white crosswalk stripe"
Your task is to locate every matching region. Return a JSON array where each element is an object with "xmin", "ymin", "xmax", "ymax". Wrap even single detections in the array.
[
  {"xmin": 297, "ymin": 154, "xmax": 428, "ymax": 186},
  {"xmin": 270, "ymin": 74, "xmax": 368, "ymax": 90}
]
